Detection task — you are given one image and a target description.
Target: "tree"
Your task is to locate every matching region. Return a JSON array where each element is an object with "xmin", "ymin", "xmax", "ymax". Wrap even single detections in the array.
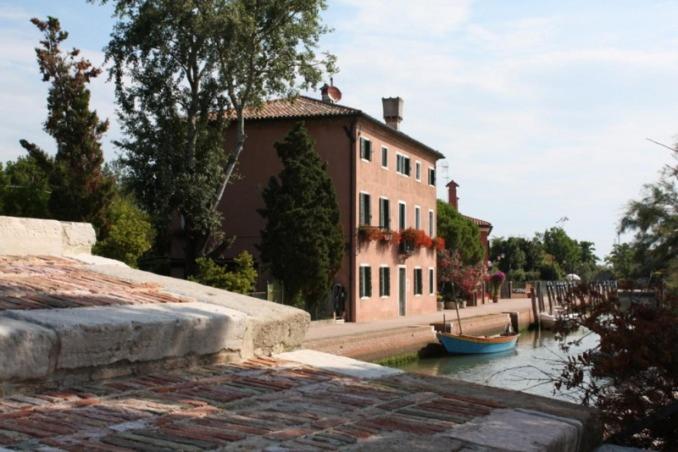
[
  {"xmin": 436, "ymin": 199, "xmax": 484, "ymax": 265},
  {"xmin": 437, "ymin": 249, "xmax": 485, "ymax": 300},
  {"xmin": 0, "ymin": 156, "xmax": 51, "ymax": 218},
  {"xmin": 542, "ymin": 227, "xmax": 581, "ymax": 273},
  {"xmin": 259, "ymin": 123, "xmax": 343, "ymax": 317},
  {"xmin": 554, "ymin": 151, "xmax": 678, "ymax": 449},
  {"xmin": 101, "ymin": 0, "xmax": 334, "ymax": 267},
  {"xmin": 490, "ymin": 236, "xmax": 526, "ymax": 273},
  {"xmin": 605, "ymin": 243, "xmax": 637, "ymax": 281},
  {"xmin": 619, "ymin": 152, "xmax": 677, "ymax": 290},
  {"xmin": 188, "ymin": 251, "xmax": 257, "ymax": 294},
  {"xmin": 103, "ymin": 1, "xmax": 228, "ymax": 268},
  {"xmin": 92, "ymin": 195, "xmax": 155, "ymax": 267},
  {"xmin": 20, "ymin": 17, "xmax": 113, "ymax": 229}
]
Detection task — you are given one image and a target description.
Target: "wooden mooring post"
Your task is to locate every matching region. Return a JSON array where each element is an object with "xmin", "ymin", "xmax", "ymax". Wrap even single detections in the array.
[{"xmin": 530, "ymin": 287, "xmax": 540, "ymax": 329}]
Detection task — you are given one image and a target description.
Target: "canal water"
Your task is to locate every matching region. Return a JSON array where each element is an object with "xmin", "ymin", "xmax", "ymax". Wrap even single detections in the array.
[{"xmin": 394, "ymin": 328, "xmax": 598, "ymax": 402}]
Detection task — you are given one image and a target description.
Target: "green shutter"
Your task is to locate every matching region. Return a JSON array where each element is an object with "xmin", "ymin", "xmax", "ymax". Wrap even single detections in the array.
[{"xmin": 366, "ymin": 267, "xmax": 372, "ymax": 297}]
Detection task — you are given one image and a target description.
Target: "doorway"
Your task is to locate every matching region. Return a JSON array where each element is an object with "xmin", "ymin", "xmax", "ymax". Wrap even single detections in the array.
[{"xmin": 398, "ymin": 267, "xmax": 406, "ymax": 316}]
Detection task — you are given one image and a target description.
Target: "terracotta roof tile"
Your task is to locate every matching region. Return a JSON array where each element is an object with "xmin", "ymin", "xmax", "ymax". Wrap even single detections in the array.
[
  {"xmin": 462, "ymin": 214, "xmax": 492, "ymax": 228},
  {"xmin": 241, "ymin": 96, "xmax": 358, "ymax": 120},
  {"xmin": 236, "ymin": 96, "xmax": 445, "ymax": 159}
]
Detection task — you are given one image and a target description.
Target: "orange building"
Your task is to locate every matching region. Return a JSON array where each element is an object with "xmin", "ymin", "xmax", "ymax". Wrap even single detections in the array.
[{"xmin": 218, "ymin": 89, "xmax": 444, "ymax": 322}]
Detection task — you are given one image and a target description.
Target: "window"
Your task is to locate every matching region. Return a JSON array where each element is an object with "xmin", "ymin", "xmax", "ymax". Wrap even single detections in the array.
[
  {"xmin": 398, "ymin": 202, "xmax": 406, "ymax": 230},
  {"xmin": 415, "ymin": 161, "xmax": 421, "ymax": 181},
  {"xmin": 379, "ymin": 266, "xmax": 390, "ymax": 297},
  {"xmin": 360, "ymin": 138, "xmax": 372, "ymax": 161},
  {"xmin": 415, "ymin": 206, "xmax": 421, "ymax": 230},
  {"xmin": 413, "ymin": 268, "xmax": 423, "ymax": 295},
  {"xmin": 396, "ymin": 154, "xmax": 411, "ymax": 176},
  {"xmin": 360, "ymin": 265, "xmax": 372, "ymax": 298},
  {"xmin": 428, "ymin": 210, "xmax": 434, "ymax": 236},
  {"xmin": 359, "ymin": 193, "xmax": 371, "ymax": 225},
  {"xmin": 428, "ymin": 167, "xmax": 436, "ymax": 186},
  {"xmin": 429, "ymin": 268, "xmax": 434, "ymax": 294},
  {"xmin": 381, "ymin": 147, "xmax": 388, "ymax": 168},
  {"xmin": 379, "ymin": 197, "xmax": 390, "ymax": 229}
]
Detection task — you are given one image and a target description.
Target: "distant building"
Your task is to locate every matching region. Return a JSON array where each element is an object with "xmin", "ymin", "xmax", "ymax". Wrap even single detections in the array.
[
  {"xmin": 211, "ymin": 87, "xmax": 444, "ymax": 322},
  {"xmin": 446, "ymin": 180, "xmax": 493, "ymax": 268}
]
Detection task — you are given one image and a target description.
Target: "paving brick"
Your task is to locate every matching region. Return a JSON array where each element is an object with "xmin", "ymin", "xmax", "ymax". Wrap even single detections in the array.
[
  {"xmin": 0, "ymin": 256, "xmax": 190, "ymax": 311},
  {"xmin": 0, "ymin": 357, "xmax": 594, "ymax": 451}
]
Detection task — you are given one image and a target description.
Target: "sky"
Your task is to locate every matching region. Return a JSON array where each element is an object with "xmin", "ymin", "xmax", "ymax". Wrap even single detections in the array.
[{"xmin": 1, "ymin": 0, "xmax": 677, "ymax": 259}]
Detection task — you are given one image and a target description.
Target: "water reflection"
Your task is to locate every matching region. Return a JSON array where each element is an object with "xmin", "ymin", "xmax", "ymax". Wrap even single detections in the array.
[{"xmin": 396, "ymin": 328, "xmax": 598, "ymax": 402}]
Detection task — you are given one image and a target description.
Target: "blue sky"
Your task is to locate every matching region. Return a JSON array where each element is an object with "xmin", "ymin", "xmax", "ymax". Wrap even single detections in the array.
[{"xmin": 1, "ymin": 1, "xmax": 677, "ymax": 258}]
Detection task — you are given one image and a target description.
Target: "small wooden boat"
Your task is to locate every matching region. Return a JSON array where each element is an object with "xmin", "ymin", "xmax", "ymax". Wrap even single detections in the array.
[{"xmin": 437, "ymin": 332, "xmax": 520, "ymax": 354}]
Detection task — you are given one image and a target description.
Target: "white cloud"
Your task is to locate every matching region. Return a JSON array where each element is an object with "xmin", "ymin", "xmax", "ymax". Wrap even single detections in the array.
[{"xmin": 335, "ymin": 0, "xmax": 471, "ymax": 37}]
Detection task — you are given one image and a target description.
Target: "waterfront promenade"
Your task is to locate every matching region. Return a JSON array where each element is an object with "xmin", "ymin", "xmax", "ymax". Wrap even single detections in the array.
[{"xmin": 305, "ymin": 298, "xmax": 536, "ymax": 360}]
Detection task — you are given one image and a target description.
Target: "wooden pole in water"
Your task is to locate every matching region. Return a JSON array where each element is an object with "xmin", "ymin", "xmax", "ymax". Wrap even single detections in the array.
[
  {"xmin": 454, "ymin": 300, "xmax": 463, "ymax": 335},
  {"xmin": 546, "ymin": 282, "xmax": 554, "ymax": 313},
  {"xmin": 531, "ymin": 287, "xmax": 540, "ymax": 329}
]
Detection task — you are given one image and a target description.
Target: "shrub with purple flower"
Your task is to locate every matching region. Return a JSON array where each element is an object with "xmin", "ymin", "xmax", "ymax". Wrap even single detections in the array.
[{"xmin": 489, "ymin": 271, "xmax": 505, "ymax": 302}]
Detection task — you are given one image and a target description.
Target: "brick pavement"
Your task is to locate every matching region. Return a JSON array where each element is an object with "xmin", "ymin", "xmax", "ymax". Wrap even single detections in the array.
[
  {"xmin": 0, "ymin": 357, "xmax": 507, "ymax": 451},
  {"xmin": 0, "ymin": 256, "xmax": 190, "ymax": 311}
]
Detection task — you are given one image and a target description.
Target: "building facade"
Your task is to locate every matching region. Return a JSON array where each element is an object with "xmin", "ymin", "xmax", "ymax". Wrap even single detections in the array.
[{"xmin": 218, "ymin": 93, "xmax": 443, "ymax": 322}]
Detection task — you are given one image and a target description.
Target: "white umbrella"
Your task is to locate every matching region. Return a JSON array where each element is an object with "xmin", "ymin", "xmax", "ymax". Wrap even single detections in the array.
[{"xmin": 565, "ymin": 273, "xmax": 581, "ymax": 281}]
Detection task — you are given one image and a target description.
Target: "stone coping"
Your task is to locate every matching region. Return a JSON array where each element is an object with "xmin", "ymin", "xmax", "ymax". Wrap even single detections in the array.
[{"xmin": 0, "ymin": 251, "xmax": 309, "ymax": 387}]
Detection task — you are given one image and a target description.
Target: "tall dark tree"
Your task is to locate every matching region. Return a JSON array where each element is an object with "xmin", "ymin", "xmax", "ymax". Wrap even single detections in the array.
[
  {"xmin": 20, "ymin": 17, "xmax": 113, "ymax": 228},
  {"xmin": 100, "ymin": 0, "xmax": 334, "ymax": 267},
  {"xmin": 259, "ymin": 123, "xmax": 343, "ymax": 317}
]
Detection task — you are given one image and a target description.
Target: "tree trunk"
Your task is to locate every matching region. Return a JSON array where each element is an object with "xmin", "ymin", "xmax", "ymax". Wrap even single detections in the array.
[{"xmin": 201, "ymin": 112, "xmax": 246, "ymax": 256}]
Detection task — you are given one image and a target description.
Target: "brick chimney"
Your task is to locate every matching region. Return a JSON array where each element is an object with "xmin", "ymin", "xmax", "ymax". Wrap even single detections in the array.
[
  {"xmin": 382, "ymin": 97, "xmax": 403, "ymax": 130},
  {"xmin": 447, "ymin": 180, "xmax": 459, "ymax": 210}
]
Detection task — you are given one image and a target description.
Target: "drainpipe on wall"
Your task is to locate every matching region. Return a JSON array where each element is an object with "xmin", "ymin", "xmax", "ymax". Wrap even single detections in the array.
[{"xmin": 344, "ymin": 117, "xmax": 358, "ymax": 322}]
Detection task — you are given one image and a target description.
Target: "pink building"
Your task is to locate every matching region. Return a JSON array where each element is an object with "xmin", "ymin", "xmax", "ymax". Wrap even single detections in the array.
[{"xmin": 218, "ymin": 90, "xmax": 443, "ymax": 322}]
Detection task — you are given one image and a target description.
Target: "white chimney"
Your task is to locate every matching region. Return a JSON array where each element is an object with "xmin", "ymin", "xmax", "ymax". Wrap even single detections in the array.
[{"xmin": 382, "ymin": 97, "xmax": 403, "ymax": 130}]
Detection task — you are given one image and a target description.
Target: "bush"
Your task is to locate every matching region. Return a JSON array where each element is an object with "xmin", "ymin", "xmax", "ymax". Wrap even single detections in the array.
[
  {"xmin": 93, "ymin": 196, "xmax": 154, "ymax": 267},
  {"xmin": 189, "ymin": 252, "xmax": 257, "ymax": 294}
]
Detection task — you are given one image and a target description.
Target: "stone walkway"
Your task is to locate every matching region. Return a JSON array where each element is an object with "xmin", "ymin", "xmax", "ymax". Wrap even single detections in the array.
[{"xmin": 0, "ymin": 355, "xmax": 598, "ymax": 451}]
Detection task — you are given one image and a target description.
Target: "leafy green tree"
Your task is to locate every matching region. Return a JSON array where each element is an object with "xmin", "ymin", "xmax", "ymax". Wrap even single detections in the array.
[
  {"xmin": 188, "ymin": 252, "xmax": 257, "ymax": 294},
  {"xmin": 259, "ymin": 123, "xmax": 343, "ymax": 317},
  {"xmin": 605, "ymin": 243, "xmax": 637, "ymax": 281},
  {"xmin": 101, "ymin": 0, "xmax": 334, "ymax": 267},
  {"xmin": 490, "ymin": 236, "xmax": 526, "ymax": 273},
  {"xmin": 92, "ymin": 195, "xmax": 155, "ymax": 267},
  {"xmin": 619, "ymin": 152, "xmax": 677, "ymax": 291},
  {"xmin": 0, "ymin": 156, "xmax": 51, "ymax": 218},
  {"xmin": 542, "ymin": 227, "xmax": 581, "ymax": 273},
  {"xmin": 20, "ymin": 17, "xmax": 113, "ymax": 229},
  {"xmin": 437, "ymin": 199, "xmax": 484, "ymax": 265}
]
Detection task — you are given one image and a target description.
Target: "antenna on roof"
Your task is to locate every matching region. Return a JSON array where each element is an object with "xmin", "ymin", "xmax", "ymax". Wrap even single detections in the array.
[
  {"xmin": 321, "ymin": 81, "xmax": 342, "ymax": 103},
  {"xmin": 440, "ymin": 160, "xmax": 450, "ymax": 183}
]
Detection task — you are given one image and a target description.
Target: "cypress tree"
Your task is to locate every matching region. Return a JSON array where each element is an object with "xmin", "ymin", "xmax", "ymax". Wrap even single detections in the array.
[
  {"xmin": 20, "ymin": 17, "xmax": 113, "ymax": 229},
  {"xmin": 259, "ymin": 123, "xmax": 344, "ymax": 317}
]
